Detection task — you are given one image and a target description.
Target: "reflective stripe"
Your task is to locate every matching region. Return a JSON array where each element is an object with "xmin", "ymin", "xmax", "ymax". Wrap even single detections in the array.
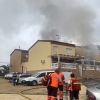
[
  {"xmin": 51, "ymin": 96, "xmax": 56, "ymax": 98},
  {"xmin": 43, "ymin": 77, "xmax": 47, "ymax": 81},
  {"xmin": 73, "ymin": 82, "xmax": 81, "ymax": 84}
]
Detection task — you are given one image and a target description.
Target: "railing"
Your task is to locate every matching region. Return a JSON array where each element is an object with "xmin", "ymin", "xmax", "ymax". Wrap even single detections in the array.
[
  {"xmin": 96, "ymin": 66, "xmax": 100, "ymax": 70},
  {"xmin": 85, "ymin": 65, "xmax": 95, "ymax": 70},
  {"xmin": 51, "ymin": 63, "xmax": 77, "ymax": 69},
  {"xmin": 51, "ymin": 63, "xmax": 58, "ymax": 68},
  {"xmin": 51, "ymin": 63, "xmax": 100, "ymax": 70},
  {"xmin": 84, "ymin": 65, "xmax": 100, "ymax": 70}
]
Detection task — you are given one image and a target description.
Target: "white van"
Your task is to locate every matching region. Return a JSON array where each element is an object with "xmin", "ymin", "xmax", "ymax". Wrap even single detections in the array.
[{"xmin": 22, "ymin": 71, "xmax": 54, "ymax": 86}]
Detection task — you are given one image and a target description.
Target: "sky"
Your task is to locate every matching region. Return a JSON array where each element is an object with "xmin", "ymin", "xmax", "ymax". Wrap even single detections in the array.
[{"xmin": 0, "ymin": 0, "xmax": 100, "ymax": 64}]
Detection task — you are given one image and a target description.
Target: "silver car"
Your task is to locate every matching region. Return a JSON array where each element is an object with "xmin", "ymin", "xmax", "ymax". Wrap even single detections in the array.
[
  {"xmin": 18, "ymin": 74, "xmax": 32, "ymax": 84},
  {"xmin": 4, "ymin": 72, "xmax": 21, "ymax": 79},
  {"xmin": 86, "ymin": 86, "xmax": 100, "ymax": 100}
]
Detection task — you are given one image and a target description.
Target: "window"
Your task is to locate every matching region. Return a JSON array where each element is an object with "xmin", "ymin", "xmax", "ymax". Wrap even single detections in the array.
[
  {"xmin": 53, "ymin": 46, "xmax": 58, "ymax": 52},
  {"xmin": 66, "ymin": 48, "xmax": 72, "ymax": 54},
  {"xmin": 20, "ymin": 74, "xmax": 32, "ymax": 78},
  {"xmin": 37, "ymin": 73, "xmax": 46, "ymax": 77}
]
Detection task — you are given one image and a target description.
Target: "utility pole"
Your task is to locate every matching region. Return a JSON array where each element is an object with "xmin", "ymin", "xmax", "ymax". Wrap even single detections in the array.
[{"xmin": 56, "ymin": 34, "xmax": 61, "ymax": 41}]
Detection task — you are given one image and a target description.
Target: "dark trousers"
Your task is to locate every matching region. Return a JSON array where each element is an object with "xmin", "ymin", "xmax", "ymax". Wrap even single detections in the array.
[
  {"xmin": 47, "ymin": 86, "xmax": 58, "ymax": 97},
  {"xmin": 13, "ymin": 79, "xmax": 16, "ymax": 86},
  {"xmin": 69, "ymin": 91, "xmax": 79, "ymax": 100},
  {"xmin": 58, "ymin": 85, "xmax": 63, "ymax": 91}
]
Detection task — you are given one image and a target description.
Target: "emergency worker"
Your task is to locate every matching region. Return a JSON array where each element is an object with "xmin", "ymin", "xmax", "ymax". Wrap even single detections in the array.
[
  {"xmin": 47, "ymin": 68, "xmax": 62, "ymax": 100},
  {"xmin": 58, "ymin": 69, "xmax": 65, "ymax": 100},
  {"xmin": 67, "ymin": 73, "xmax": 79, "ymax": 100}
]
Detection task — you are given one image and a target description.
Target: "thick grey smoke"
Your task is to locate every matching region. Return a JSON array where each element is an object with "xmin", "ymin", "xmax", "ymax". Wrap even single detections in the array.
[
  {"xmin": 26, "ymin": 0, "xmax": 96, "ymax": 45},
  {"xmin": 83, "ymin": 44, "xmax": 100, "ymax": 60},
  {"xmin": 26, "ymin": 0, "xmax": 100, "ymax": 61}
]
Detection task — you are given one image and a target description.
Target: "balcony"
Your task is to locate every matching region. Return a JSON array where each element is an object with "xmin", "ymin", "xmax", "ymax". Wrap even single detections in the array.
[{"xmin": 51, "ymin": 63, "xmax": 77, "ymax": 69}]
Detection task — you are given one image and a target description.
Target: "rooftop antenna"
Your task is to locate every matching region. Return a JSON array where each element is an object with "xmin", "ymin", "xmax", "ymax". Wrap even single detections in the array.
[
  {"xmin": 19, "ymin": 46, "xmax": 20, "ymax": 50},
  {"xmin": 56, "ymin": 34, "xmax": 61, "ymax": 41}
]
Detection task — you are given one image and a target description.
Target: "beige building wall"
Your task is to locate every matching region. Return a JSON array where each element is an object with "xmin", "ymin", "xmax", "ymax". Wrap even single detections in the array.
[
  {"xmin": 75, "ymin": 46, "xmax": 84, "ymax": 56},
  {"xmin": 23, "ymin": 41, "xmax": 52, "ymax": 71},
  {"xmin": 51, "ymin": 44, "xmax": 75, "ymax": 56},
  {"xmin": 10, "ymin": 50, "xmax": 21, "ymax": 72}
]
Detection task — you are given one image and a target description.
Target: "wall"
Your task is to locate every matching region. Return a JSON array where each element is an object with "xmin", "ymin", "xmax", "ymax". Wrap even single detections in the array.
[
  {"xmin": 82, "ymin": 65, "xmax": 100, "ymax": 79},
  {"xmin": 51, "ymin": 44, "xmax": 75, "ymax": 56},
  {"xmin": 10, "ymin": 50, "xmax": 21, "ymax": 72},
  {"xmin": 23, "ymin": 41, "xmax": 52, "ymax": 71}
]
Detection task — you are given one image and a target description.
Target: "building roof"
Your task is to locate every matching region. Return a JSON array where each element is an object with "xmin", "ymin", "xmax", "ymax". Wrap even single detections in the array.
[
  {"xmin": 10, "ymin": 49, "xmax": 28, "ymax": 56},
  {"xmin": 28, "ymin": 40, "xmax": 75, "ymax": 50}
]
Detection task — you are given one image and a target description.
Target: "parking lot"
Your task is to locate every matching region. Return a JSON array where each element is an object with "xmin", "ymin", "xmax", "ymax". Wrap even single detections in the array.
[
  {"xmin": 0, "ymin": 77, "xmax": 87, "ymax": 100},
  {"xmin": 0, "ymin": 77, "xmax": 47, "ymax": 94}
]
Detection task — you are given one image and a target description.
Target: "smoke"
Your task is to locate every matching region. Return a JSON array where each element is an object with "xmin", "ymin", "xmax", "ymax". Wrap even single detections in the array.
[
  {"xmin": 26, "ymin": 0, "xmax": 100, "ymax": 60},
  {"xmin": 26, "ymin": 0, "xmax": 96, "ymax": 45},
  {"xmin": 83, "ymin": 44, "xmax": 100, "ymax": 60}
]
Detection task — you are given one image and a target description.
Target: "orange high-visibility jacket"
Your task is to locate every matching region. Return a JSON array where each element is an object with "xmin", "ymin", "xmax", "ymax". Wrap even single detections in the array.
[
  {"xmin": 59, "ymin": 72, "xmax": 65, "ymax": 85},
  {"xmin": 49, "ymin": 73, "xmax": 59, "ymax": 88},
  {"xmin": 67, "ymin": 78, "xmax": 76, "ymax": 91}
]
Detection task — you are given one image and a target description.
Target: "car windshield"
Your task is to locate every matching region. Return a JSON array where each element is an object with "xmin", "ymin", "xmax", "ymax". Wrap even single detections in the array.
[{"xmin": 31, "ymin": 72, "xmax": 40, "ymax": 77}]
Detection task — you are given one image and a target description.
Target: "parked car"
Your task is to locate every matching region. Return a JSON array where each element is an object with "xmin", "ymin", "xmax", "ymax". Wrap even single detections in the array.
[
  {"xmin": 86, "ymin": 85, "xmax": 100, "ymax": 100},
  {"xmin": 18, "ymin": 74, "xmax": 32, "ymax": 84},
  {"xmin": 22, "ymin": 71, "xmax": 54, "ymax": 86},
  {"xmin": 4, "ymin": 72, "xmax": 21, "ymax": 79}
]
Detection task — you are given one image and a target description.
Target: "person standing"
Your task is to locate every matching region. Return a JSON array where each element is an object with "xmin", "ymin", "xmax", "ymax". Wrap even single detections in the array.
[
  {"xmin": 67, "ymin": 73, "xmax": 80, "ymax": 100},
  {"xmin": 47, "ymin": 68, "xmax": 62, "ymax": 100},
  {"xmin": 12, "ymin": 72, "xmax": 17, "ymax": 86},
  {"xmin": 16, "ymin": 73, "xmax": 20, "ymax": 85},
  {"xmin": 58, "ymin": 69, "xmax": 65, "ymax": 100}
]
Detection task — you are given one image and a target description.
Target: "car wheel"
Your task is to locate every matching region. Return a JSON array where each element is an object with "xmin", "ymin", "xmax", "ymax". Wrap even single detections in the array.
[
  {"xmin": 32, "ymin": 80, "xmax": 37, "ymax": 86},
  {"xmin": 21, "ymin": 80, "xmax": 25, "ymax": 84}
]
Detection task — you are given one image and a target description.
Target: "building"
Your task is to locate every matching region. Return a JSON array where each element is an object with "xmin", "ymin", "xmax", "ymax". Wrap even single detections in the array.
[
  {"xmin": 11, "ymin": 40, "xmax": 90, "ymax": 74},
  {"xmin": 10, "ymin": 40, "xmax": 79, "ymax": 73},
  {"xmin": 22, "ymin": 40, "xmax": 77, "ymax": 72},
  {"xmin": 10, "ymin": 49, "xmax": 28, "ymax": 73}
]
